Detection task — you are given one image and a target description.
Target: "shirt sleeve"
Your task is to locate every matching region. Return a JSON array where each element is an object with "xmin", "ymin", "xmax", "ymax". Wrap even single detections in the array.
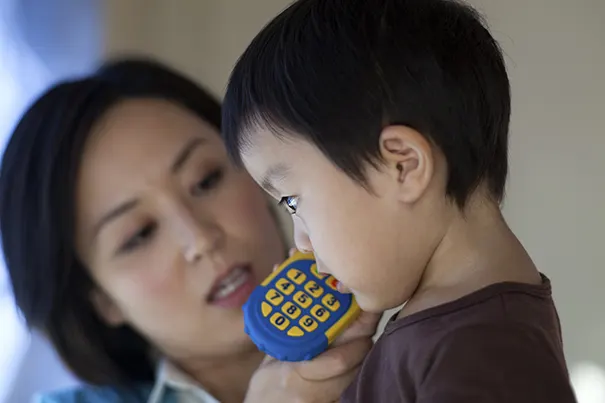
[{"xmin": 416, "ymin": 324, "xmax": 577, "ymax": 403}]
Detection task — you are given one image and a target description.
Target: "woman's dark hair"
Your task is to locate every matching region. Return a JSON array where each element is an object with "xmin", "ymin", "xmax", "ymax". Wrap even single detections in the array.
[{"xmin": 0, "ymin": 58, "xmax": 221, "ymax": 384}]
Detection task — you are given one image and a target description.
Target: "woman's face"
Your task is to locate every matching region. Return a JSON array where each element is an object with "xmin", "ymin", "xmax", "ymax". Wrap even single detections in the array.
[{"xmin": 74, "ymin": 98, "xmax": 285, "ymax": 360}]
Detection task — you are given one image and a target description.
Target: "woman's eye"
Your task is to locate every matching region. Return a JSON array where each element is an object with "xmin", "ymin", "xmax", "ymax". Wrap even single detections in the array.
[
  {"xmin": 119, "ymin": 223, "xmax": 156, "ymax": 253},
  {"xmin": 193, "ymin": 168, "xmax": 224, "ymax": 195},
  {"xmin": 278, "ymin": 196, "xmax": 299, "ymax": 214}
]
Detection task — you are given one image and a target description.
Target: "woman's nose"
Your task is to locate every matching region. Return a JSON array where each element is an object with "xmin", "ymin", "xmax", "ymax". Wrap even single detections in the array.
[
  {"xmin": 173, "ymin": 207, "xmax": 225, "ymax": 263},
  {"xmin": 184, "ymin": 220, "xmax": 224, "ymax": 263}
]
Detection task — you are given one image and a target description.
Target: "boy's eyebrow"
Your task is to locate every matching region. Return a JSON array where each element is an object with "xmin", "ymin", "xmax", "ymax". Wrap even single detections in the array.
[{"xmin": 261, "ymin": 163, "xmax": 289, "ymax": 195}]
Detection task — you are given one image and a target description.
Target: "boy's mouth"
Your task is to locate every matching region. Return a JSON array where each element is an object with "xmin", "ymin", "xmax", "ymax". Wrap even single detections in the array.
[
  {"xmin": 315, "ymin": 261, "xmax": 350, "ymax": 293},
  {"xmin": 322, "ymin": 274, "xmax": 348, "ymax": 293},
  {"xmin": 336, "ymin": 280, "xmax": 351, "ymax": 293}
]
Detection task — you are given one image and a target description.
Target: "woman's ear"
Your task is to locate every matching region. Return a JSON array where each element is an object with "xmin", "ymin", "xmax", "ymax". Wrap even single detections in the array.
[
  {"xmin": 378, "ymin": 125, "xmax": 434, "ymax": 204},
  {"xmin": 90, "ymin": 288, "xmax": 126, "ymax": 327}
]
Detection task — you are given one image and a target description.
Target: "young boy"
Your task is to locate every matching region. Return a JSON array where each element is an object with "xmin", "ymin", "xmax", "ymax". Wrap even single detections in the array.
[{"xmin": 222, "ymin": 0, "xmax": 577, "ymax": 401}]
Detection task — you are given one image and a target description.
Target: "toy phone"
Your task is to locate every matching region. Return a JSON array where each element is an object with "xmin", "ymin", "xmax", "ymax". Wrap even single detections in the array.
[{"xmin": 243, "ymin": 251, "xmax": 361, "ymax": 361}]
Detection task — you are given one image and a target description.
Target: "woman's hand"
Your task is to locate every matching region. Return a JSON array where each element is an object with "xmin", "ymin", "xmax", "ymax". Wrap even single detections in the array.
[
  {"xmin": 244, "ymin": 311, "xmax": 379, "ymax": 403},
  {"xmin": 245, "ymin": 249, "xmax": 380, "ymax": 402}
]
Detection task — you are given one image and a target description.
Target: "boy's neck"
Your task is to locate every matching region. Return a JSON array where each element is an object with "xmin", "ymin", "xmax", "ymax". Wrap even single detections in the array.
[{"xmin": 400, "ymin": 195, "xmax": 541, "ymax": 319}]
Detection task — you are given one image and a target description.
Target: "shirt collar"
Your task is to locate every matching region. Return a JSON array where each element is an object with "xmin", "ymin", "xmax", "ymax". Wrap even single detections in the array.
[{"xmin": 147, "ymin": 359, "xmax": 220, "ymax": 403}]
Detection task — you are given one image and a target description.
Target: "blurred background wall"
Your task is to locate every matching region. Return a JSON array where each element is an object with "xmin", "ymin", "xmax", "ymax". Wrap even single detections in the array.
[{"xmin": 1, "ymin": 0, "xmax": 603, "ymax": 401}]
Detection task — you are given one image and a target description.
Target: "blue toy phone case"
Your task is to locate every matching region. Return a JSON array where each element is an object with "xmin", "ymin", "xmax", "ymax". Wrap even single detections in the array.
[{"xmin": 243, "ymin": 252, "xmax": 361, "ymax": 361}]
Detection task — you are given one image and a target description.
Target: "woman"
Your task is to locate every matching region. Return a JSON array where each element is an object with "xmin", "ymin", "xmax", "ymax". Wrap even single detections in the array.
[{"xmin": 0, "ymin": 58, "xmax": 376, "ymax": 403}]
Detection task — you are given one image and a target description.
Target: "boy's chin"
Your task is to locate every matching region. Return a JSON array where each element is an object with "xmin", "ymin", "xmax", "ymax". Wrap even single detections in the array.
[
  {"xmin": 354, "ymin": 293, "xmax": 391, "ymax": 314},
  {"xmin": 353, "ymin": 289, "xmax": 410, "ymax": 314}
]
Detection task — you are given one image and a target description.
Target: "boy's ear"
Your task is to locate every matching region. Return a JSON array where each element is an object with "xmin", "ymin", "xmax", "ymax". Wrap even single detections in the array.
[
  {"xmin": 90, "ymin": 288, "xmax": 126, "ymax": 327},
  {"xmin": 378, "ymin": 125, "xmax": 434, "ymax": 203}
]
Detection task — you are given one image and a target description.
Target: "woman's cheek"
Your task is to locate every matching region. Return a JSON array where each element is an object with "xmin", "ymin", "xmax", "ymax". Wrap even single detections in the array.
[
  {"xmin": 224, "ymin": 175, "xmax": 271, "ymax": 226},
  {"xmin": 113, "ymin": 253, "xmax": 178, "ymax": 299}
]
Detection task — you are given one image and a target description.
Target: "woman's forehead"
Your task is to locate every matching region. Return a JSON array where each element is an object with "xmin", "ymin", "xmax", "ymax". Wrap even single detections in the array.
[
  {"xmin": 74, "ymin": 99, "xmax": 223, "ymax": 237},
  {"xmin": 88, "ymin": 98, "xmax": 220, "ymax": 153}
]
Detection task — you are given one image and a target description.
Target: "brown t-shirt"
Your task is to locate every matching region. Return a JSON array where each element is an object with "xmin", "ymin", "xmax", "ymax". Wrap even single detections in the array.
[{"xmin": 341, "ymin": 275, "xmax": 577, "ymax": 402}]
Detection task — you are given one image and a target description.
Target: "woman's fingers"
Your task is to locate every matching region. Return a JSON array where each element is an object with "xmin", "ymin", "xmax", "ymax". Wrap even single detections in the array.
[
  {"xmin": 295, "ymin": 337, "xmax": 373, "ymax": 381},
  {"xmin": 331, "ymin": 311, "xmax": 381, "ymax": 347}
]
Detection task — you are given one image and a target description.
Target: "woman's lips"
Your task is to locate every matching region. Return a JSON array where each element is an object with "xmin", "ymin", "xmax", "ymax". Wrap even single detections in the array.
[{"xmin": 207, "ymin": 265, "xmax": 257, "ymax": 308}]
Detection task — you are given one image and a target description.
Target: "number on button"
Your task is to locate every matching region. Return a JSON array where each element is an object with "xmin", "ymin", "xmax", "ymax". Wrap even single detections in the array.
[
  {"xmin": 265, "ymin": 289, "xmax": 284, "ymax": 306},
  {"xmin": 282, "ymin": 302, "xmax": 301, "ymax": 319},
  {"xmin": 287, "ymin": 269, "xmax": 306, "ymax": 284},
  {"xmin": 305, "ymin": 281, "xmax": 323, "ymax": 298},
  {"xmin": 300, "ymin": 315, "xmax": 318, "ymax": 332},
  {"xmin": 270, "ymin": 313, "xmax": 290, "ymax": 330},
  {"xmin": 293, "ymin": 291, "xmax": 312, "ymax": 308},
  {"xmin": 311, "ymin": 305, "xmax": 330, "ymax": 322},
  {"xmin": 322, "ymin": 294, "xmax": 340, "ymax": 311},
  {"xmin": 276, "ymin": 278, "xmax": 294, "ymax": 295}
]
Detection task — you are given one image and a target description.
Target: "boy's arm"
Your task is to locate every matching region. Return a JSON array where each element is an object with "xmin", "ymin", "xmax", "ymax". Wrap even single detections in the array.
[{"xmin": 417, "ymin": 324, "xmax": 577, "ymax": 403}]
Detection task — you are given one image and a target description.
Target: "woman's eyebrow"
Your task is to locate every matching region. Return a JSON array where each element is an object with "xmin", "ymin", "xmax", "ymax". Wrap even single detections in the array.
[
  {"xmin": 93, "ymin": 137, "xmax": 206, "ymax": 239},
  {"xmin": 171, "ymin": 137, "xmax": 206, "ymax": 173}
]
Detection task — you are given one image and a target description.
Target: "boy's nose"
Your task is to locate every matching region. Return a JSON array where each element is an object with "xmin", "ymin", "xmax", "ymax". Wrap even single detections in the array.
[{"xmin": 293, "ymin": 218, "xmax": 313, "ymax": 253}]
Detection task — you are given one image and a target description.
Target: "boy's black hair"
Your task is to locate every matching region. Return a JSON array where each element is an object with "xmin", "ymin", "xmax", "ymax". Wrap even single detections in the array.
[
  {"xmin": 222, "ymin": 0, "xmax": 510, "ymax": 206},
  {"xmin": 0, "ymin": 58, "xmax": 221, "ymax": 384}
]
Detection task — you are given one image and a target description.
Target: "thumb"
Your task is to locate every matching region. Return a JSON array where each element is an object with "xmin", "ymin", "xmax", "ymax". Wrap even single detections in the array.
[
  {"xmin": 331, "ymin": 311, "xmax": 381, "ymax": 347},
  {"xmin": 261, "ymin": 354, "xmax": 276, "ymax": 366},
  {"xmin": 295, "ymin": 337, "xmax": 372, "ymax": 381}
]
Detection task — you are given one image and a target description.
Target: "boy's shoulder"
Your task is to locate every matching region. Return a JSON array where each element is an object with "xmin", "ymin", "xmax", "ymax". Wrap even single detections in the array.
[
  {"xmin": 34, "ymin": 383, "xmax": 156, "ymax": 403},
  {"xmin": 342, "ymin": 276, "xmax": 577, "ymax": 403}
]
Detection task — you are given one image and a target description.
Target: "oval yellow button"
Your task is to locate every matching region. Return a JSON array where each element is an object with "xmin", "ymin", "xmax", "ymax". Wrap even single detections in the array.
[
  {"xmin": 287, "ymin": 326, "xmax": 304, "ymax": 337},
  {"xmin": 261, "ymin": 301, "xmax": 272, "ymax": 317}
]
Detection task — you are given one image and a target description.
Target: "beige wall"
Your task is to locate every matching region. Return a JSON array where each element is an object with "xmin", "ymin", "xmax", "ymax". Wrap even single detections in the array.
[
  {"xmin": 105, "ymin": 0, "xmax": 605, "ymax": 376},
  {"xmin": 105, "ymin": 0, "xmax": 289, "ymax": 97}
]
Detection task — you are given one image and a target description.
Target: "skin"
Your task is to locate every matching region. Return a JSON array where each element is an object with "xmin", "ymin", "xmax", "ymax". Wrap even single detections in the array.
[
  {"xmin": 241, "ymin": 124, "xmax": 542, "ymax": 317},
  {"xmin": 74, "ymin": 98, "xmax": 285, "ymax": 402},
  {"xmin": 72, "ymin": 98, "xmax": 378, "ymax": 403}
]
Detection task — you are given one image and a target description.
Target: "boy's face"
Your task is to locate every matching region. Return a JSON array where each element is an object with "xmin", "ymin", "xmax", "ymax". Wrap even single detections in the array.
[{"xmin": 241, "ymin": 126, "xmax": 448, "ymax": 312}]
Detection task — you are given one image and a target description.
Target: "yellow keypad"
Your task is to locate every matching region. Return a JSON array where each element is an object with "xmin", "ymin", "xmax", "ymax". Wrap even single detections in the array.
[
  {"xmin": 304, "ymin": 281, "xmax": 324, "ymax": 298},
  {"xmin": 299, "ymin": 315, "xmax": 318, "ymax": 332},
  {"xmin": 310, "ymin": 263, "xmax": 327, "ymax": 279},
  {"xmin": 275, "ymin": 278, "xmax": 295, "ymax": 295},
  {"xmin": 261, "ymin": 301, "xmax": 273, "ymax": 317},
  {"xmin": 287, "ymin": 326, "xmax": 304, "ymax": 337},
  {"xmin": 311, "ymin": 305, "xmax": 330, "ymax": 322},
  {"xmin": 265, "ymin": 289, "xmax": 284, "ymax": 306},
  {"xmin": 262, "ymin": 260, "xmax": 349, "ymax": 339},
  {"xmin": 287, "ymin": 269, "xmax": 306, "ymax": 284},
  {"xmin": 293, "ymin": 291, "xmax": 312, "ymax": 308},
  {"xmin": 322, "ymin": 294, "xmax": 340, "ymax": 311},
  {"xmin": 270, "ymin": 312, "xmax": 290, "ymax": 330},
  {"xmin": 282, "ymin": 302, "xmax": 301, "ymax": 319}
]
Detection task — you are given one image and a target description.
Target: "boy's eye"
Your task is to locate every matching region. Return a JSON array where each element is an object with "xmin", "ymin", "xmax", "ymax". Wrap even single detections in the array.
[
  {"xmin": 193, "ymin": 168, "xmax": 224, "ymax": 195},
  {"xmin": 119, "ymin": 223, "xmax": 156, "ymax": 254},
  {"xmin": 279, "ymin": 196, "xmax": 299, "ymax": 214}
]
